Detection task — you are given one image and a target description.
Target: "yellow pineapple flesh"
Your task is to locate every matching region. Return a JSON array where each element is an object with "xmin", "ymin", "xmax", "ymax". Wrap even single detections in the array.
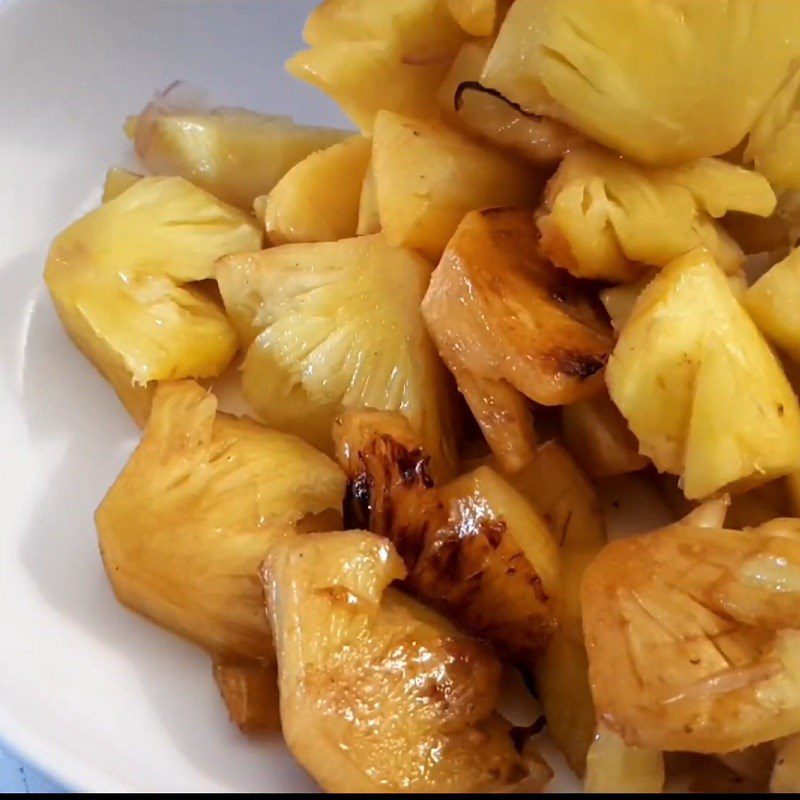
[
  {"xmin": 482, "ymin": 0, "xmax": 800, "ymax": 166},
  {"xmin": 263, "ymin": 530, "xmax": 552, "ymax": 792},
  {"xmin": 95, "ymin": 380, "xmax": 345, "ymax": 661},
  {"xmin": 101, "ymin": 166, "xmax": 142, "ymax": 202},
  {"xmin": 607, "ymin": 248, "xmax": 800, "ymax": 499},
  {"xmin": 216, "ymin": 235, "xmax": 456, "ymax": 476},
  {"xmin": 44, "ymin": 176, "xmax": 261, "ymax": 424}
]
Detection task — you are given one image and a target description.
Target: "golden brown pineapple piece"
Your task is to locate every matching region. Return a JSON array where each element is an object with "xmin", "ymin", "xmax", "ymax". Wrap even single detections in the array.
[
  {"xmin": 213, "ymin": 660, "xmax": 280, "ymax": 733},
  {"xmin": 257, "ymin": 134, "xmax": 372, "ymax": 245},
  {"xmin": 746, "ymin": 248, "xmax": 800, "ymax": 365},
  {"xmin": 607, "ymin": 248, "xmax": 800, "ymax": 499},
  {"xmin": 583, "ymin": 516, "xmax": 800, "ymax": 753},
  {"xmin": 438, "ymin": 42, "xmax": 580, "ymax": 166},
  {"xmin": 422, "ymin": 208, "xmax": 614, "ymax": 473},
  {"xmin": 101, "ymin": 166, "xmax": 142, "ymax": 202},
  {"xmin": 95, "ymin": 380, "xmax": 345, "ymax": 660},
  {"xmin": 537, "ymin": 147, "xmax": 775, "ymax": 282},
  {"xmin": 372, "ymin": 111, "xmax": 543, "ymax": 260},
  {"xmin": 263, "ymin": 530, "xmax": 552, "ymax": 793},
  {"xmin": 290, "ymin": 0, "xmax": 466, "ymax": 132},
  {"xmin": 482, "ymin": 0, "xmax": 800, "ymax": 166},
  {"xmin": 562, "ymin": 392, "xmax": 649, "ymax": 479},
  {"xmin": 44, "ymin": 176, "xmax": 261, "ymax": 424},
  {"xmin": 333, "ymin": 410, "xmax": 560, "ymax": 664},
  {"xmin": 129, "ymin": 83, "xmax": 347, "ymax": 209},
  {"xmin": 216, "ymin": 235, "xmax": 456, "ymax": 476}
]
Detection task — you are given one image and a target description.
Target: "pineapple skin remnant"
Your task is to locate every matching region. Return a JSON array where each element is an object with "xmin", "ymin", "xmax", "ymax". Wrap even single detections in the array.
[{"xmin": 44, "ymin": 176, "xmax": 262, "ymax": 425}]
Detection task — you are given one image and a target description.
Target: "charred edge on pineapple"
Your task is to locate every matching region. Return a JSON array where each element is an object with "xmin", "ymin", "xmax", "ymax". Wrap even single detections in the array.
[
  {"xmin": 556, "ymin": 351, "xmax": 608, "ymax": 380},
  {"xmin": 454, "ymin": 81, "xmax": 543, "ymax": 121}
]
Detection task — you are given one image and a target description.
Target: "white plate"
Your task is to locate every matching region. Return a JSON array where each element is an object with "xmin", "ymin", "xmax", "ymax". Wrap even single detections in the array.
[{"xmin": 0, "ymin": 0, "xmax": 670, "ymax": 792}]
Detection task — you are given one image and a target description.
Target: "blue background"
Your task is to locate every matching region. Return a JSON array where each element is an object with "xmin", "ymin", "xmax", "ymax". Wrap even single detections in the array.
[{"xmin": 0, "ymin": 746, "xmax": 63, "ymax": 793}]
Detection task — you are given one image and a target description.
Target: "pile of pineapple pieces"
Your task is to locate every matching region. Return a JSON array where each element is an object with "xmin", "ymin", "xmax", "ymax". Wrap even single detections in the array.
[{"xmin": 42, "ymin": 0, "xmax": 800, "ymax": 793}]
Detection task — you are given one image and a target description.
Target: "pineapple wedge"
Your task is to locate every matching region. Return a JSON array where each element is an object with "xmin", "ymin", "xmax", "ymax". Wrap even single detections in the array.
[
  {"xmin": 746, "ymin": 64, "xmax": 800, "ymax": 191},
  {"xmin": 95, "ymin": 380, "xmax": 345, "ymax": 660},
  {"xmin": 333, "ymin": 410, "xmax": 561, "ymax": 664},
  {"xmin": 482, "ymin": 0, "xmax": 800, "ymax": 166},
  {"xmin": 438, "ymin": 42, "xmax": 580, "ymax": 165},
  {"xmin": 607, "ymin": 248, "xmax": 800, "ymax": 499},
  {"xmin": 257, "ymin": 134, "xmax": 371, "ymax": 245},
  {"xmin": 562, "ymin": 392, "xmax": 649, "ymax": 479},
  {"xmin": 216, "ymin": 235, "xmax": 456, "ymax": 476},
  {"xmin": 422, "ymin": 208, "xmax": 613, "ymax": 473},
  {"xmin": 746, "ymin": 248, "xmax": 800, "ymax": 365},
  {"xmin": 582, "ymin": 516, "xmax": 800, "ymax": 752},
  {"xmin": 101, "ymin": 166, "xmax": 142, "ymax": 202},
  {"xmin": 263, "ymin": 530, "xmax": 552, "ymax": 793},
  {"xmin": 537, "ymin": 147, "xmax": 775, "ymax": 282},
  {"xmin": 44, "ymin": 176, "xmax": 261, "ymax": 424},
  {"xmin": 372, "ymin": 111, "xmax": 543, "ymax": 260},
  {"xmin": 213, "ymin": 660, "xmax": 280, "ymax": 733},
  {"xmin": 129, "ymin": 83, "xmax": 347, "ymax": 209},
  {"xmin": 446, "ymin": 0, "xmax": 497, "ymax": 37}
]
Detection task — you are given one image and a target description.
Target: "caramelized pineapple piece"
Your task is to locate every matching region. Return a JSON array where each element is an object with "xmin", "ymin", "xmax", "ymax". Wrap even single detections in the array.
[
  {"xmin": 746, "ymin": 248, "xmax": 800, "ymax": 365},
  {"xmin": 216, "ymin": 235, "xmax": 456, "ymax": 476},
  {"xmin": 583, "ymin": 516, "xmax": 800, "ymax": 752},
  {"xmin": 213, "ymin": 660, "xmax": 280, "ymax": 733},
  {"xmin": 129, "ymin": 83, "xmax": 347, "ymax": 209},
  {"xmin": 333, "ymin": 410, "xmax": 560, "ymax": 664},
  {"xmin": 101, "ymin": 166, "xmax": 142, "ymax": 202},
  {"xmin": 258, "ymin": 135, "xmax": 372, "ymax": 245},
  {"xmin": 482, "ymin": 0, "xmax": 800, "ymax": 166},
  {"xmin": 263, "ymin": 530, "xmax": 552, "ymax": 792},
  {"xmin": 584, "ymin": 724, "xmax": 665, "ymax": 794},
  {"xmin": 95, "ymin": 380, "xmax": 345, "ymax": 660},
  {"xmin": 438, "ymin": 42, "xmax": 580, "ymax": 165},
  {"xmin": 537, "ymin": 147, "xmax": 775, "ymax": 282},
  {"xmin": 422, "ymin": 208, "xmax": 613, "ymax": 473},
  {"xmin": 562, "ymin": 392, "xmax": 648, "ymax": 479},
  {"xmin": 746, "ymin": 64, "xmax": 800, "ymax": 191},
  {"xmin": 372, "ymin": 111, "xmax": 543, "ymax": 260},
  {"xmin": 607, "ymin": 248, "xmax": 800, "ymax": 499},
  {"xmin": 44, "ymin": 176, "xmax": 260, "ymax": 424}
]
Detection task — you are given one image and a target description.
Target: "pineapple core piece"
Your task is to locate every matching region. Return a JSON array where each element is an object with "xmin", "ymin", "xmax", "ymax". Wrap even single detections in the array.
[
  {"xmin": 537, "ymin": 147, "xmax": 775, "ymax": 282},
  {"xmin": 44, "ymin": 176, "xmax": 261, "ymax": 424},
  {"xmin": 422, "ymin": 208, "xmax": 613, "ymax": 473},
  {"xmin": 583, "ymin": 517, "xmax": 800, "ymax": 753},
  {"xmin": 95, "ymin": 380, "xmax": 345, "ymax": 660},
  {"xmin": 607, "ymin": 248, "xmax": 800, "ymax": 499},
  {"xmin": 263, "ymin": 530, "xmax": 552, "ymax": 793},
  {"xmin": 216, "ymin": 234, "xmax": 456, "ymax": 477},
  {"xmin": 482, "ymin": 0, "xmax": 800, "ymax": 166},
  {"xmin": 333, "ymin": 409, "xmax": 561, "ymax": 664},
  {"xmin": 129, "ymin": 83, "xmax": 348, "ymax": 209}
]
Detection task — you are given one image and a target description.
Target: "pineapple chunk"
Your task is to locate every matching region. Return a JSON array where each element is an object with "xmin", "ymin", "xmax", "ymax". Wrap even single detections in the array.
[
  {"xmin": 438, "ymin": 42, "xmax": 580, "ymax": 165},
  {"xmin": 101, "ymin": 166, "xmax": 142, "ymax": 202},
  {"xmin": 584, "ymin": 725, "xmax": 665, "ymax": 794},
  {"xmin": 129, "ymin": 83, "xmax": 347, "ymax": 209},
  {"xmin": 263, "ymin": 530, "xmax": 552, "ymax": 792},
  {"xmin": 582, "ymin": 516, "xmax": 800, "ymax": 752},
  {"xmin": 746, "ymin": 248, "xmax": 800, "ymax": 364},
  {"xmin": 44, "ymin": 176, "xmax": 260, "ymax": 424},
  {"xmin": 562, "ymin": 392, "xmax": 649, "ymax": 479},
  {"xmin": 447, "ymin": 0, "xmax": 496, "ymax": 37},
  {"xmin": 96, "ymin": 380, "xmax": 345, "ymax": 660},
  {"xmin": 746, "ymin": 64, "xmax": 800, "ymax": 191},
  {"xmin": 482, "ymin": 0, "xmax": 800, "ymax": 166},
  {"xmin": 507, "ymin": 441, "xmax": 606, "ymax": 773},
  {"xmin": 607, "ymin": 248, "xmax": 800, "ymax": 499},
  {"xmin": 422, "ymin": 208, "xmax": 613, "ymax": 473},
  {"xmin": 258, "ymin": 135, "xmax": 371, "ymax": 245},
  {"xmin": 287, "ymin": 42, "xmax": 451, "ymax": 134},
  {"xmin": 216, "ymin": 235, "xmax": 456, "ymax": 475},
  {"xmin": 213, "ymin": 660, "xmax": 280, "ymax": 733},
  {"xmin": 356, "ymin": 158, "xmax": 380, "ymax": 235},
  {"xmin": 333, "ymin": 410, "xmax": 560, "ymax": 664},
  {"xmin": 537, "ymin": 147, "xmax": 775, "ymax": 282},
  {"xmin": 372, "ymin": 111, "xmax": 543, "ymax": 260}
]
